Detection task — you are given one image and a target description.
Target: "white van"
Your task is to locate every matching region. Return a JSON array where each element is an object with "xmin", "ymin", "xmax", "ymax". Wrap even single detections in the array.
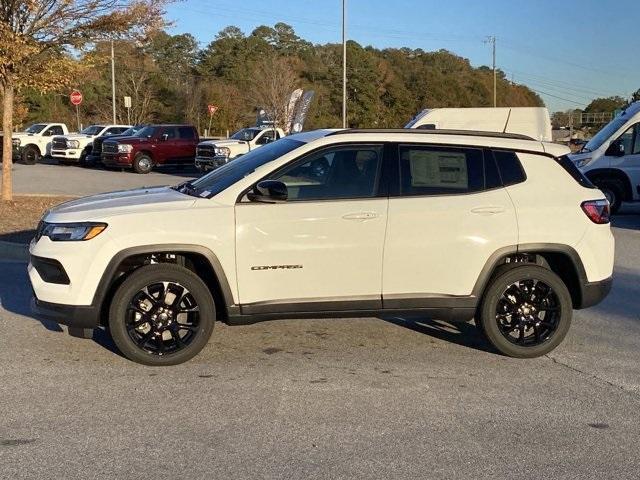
[
  {"xmin": 569, "ymin": 101, "xmax": 640, "ymax": 213},
  {"xmin": 406, "ymin": 107, "xmax": 553, "ymax": 142}
]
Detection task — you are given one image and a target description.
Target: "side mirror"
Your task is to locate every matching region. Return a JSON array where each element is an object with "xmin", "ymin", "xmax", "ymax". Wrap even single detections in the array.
[
  {"xmin": 605, "ymin": 140, "xmax": 625, "ymax": 157},
  {"xmin": 247, "ymin": 180, "xmax": 288, "ymax": 203}
]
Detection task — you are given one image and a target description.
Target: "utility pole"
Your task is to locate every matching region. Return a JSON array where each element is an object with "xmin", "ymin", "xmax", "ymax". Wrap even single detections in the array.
[
  {"xmin": 342, "ymin": 0, "xmax": 347, "ymax": 128},
  {"xmin": 111, "ymin": 40, "xmax": 117, "ymax": 123},
  {"xmin": 485, "ymin": 36, "xmax": 497, "ymax": 107}
]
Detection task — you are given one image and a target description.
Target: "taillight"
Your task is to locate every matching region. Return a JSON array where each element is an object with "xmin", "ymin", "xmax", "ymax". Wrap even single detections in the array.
[{"xmin": 581, "ymin": 199, "xmax": 610, "ymax": 224}]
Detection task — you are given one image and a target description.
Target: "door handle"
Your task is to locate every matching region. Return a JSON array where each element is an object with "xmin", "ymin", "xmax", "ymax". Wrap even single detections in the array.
[
  {"xmin": 470, "ymin": 206, "xmax": 506, "ymax": 215},
  {"xmin": 342, "ymin": 212, "xmax": 379, "ymax": 220}
]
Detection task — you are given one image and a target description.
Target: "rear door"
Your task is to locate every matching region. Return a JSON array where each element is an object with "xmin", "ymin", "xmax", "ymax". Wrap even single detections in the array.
[
  {"xmin": 177, "ymin": 126, "xmax": 198, "ymax": 163},
  {"xmin": 382, "ymin": 144, "xmax": 518, "ymax": 306}
]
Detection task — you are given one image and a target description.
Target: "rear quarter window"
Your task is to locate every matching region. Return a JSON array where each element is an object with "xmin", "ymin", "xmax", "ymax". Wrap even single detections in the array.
[{"xmin": 493, "ymin": 150, "xmax": 526, "ymax": 186}]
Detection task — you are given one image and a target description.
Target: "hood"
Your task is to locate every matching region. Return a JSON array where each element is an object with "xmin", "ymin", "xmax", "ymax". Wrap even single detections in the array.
[
  {"xmin": 104, "ymin": 135, "xmax": 147, "ymax": 144},
  {"xmin": 13, "ymin": 132, "xmax": 43, "ymax": 139},
  {"xmin": 201, "ymin": 139, "xmax": 246, "ymax": 147},
  {"xmin": 61, "ymin": 133, "xmax": 98, "ymax": 139},
  {"xmin": 45, "ymin": 186, "xmax": 196, "ymax": 222}
]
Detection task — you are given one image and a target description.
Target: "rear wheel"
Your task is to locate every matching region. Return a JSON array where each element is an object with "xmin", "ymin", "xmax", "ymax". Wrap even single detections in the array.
[
  {"xmin": 133, "ymin": 153, "xmax": 153, "ymax": 174},
  {"xmin": 22, "ymin": 145, "xmax": 40, "ymax": 165},
  {"xmin": 594, "ymin": 179, "xmax": 623, "ymax": 214},
  {"xmin": 109, "ymin": 264, "xmax": 216, "ymax": 366},
  {"xmin": 477, "ymin": 265, "xmax": 572, "ymax": 358}
]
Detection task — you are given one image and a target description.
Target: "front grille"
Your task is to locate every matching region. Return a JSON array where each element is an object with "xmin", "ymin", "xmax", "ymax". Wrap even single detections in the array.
[
  {"xmin": 102, "ymin": 142, "xmax": 118, "ymax": 154},
  {"xmin": 93, "ymin": 138, "xmax": 104, "ymax": 154},
  {"xmin": 52, "ymin": 137, "xmax": 67, "ymax": 149},
  {"xmin": 197, "ymin": 145, "xmax": 215, "ymax": 158}
]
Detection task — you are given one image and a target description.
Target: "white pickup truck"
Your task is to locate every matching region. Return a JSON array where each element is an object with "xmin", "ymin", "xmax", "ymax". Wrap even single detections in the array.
[
  {"xmin": 195, "ymin": 127, "xmax": 285, "ymax": 171},
  {"xmin": 10, "ymin": 123, "xmax": 69, "ymax": 164},
  {"xmin": 51, "ymin": 124, "xmax": 131, "ymax": 164}
]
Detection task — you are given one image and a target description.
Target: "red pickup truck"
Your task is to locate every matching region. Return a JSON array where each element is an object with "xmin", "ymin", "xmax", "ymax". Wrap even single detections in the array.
[{"xmin": 101, "ymin": 124, "xmax": 199, "ymax": 174}]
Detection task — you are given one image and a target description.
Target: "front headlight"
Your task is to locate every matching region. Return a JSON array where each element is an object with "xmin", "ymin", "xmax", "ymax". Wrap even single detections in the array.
[
  {"xmin": 67, "ymin": 140, "xmax": 80, "ymax": 148},
  {"xmin": 215, "ymin": 147, "xmax": 231, "ymax": 157},
  {"xmin": 41, "ymin": 222, "xmax": 107, "ymax": 241},
  {"xmin": 12, "ymin": 138, "xmax": 21, "ymax": 147},
  {"xmin": 117, "ymin": 144, "xmax": 133, "ymax": 153},
  {"xmin": 574, "ymin": 157, "xmax": 592, "ymax": 168}
]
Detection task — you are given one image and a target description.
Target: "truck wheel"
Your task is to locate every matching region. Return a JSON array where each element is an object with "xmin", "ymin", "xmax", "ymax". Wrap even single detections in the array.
[
  {"xmin": 22, "ymin": 145, "xmax": 40, "ymax": 165},
  {"xmin": 595, "ymin": 180, "xmax": 623, "ymax": 214},
  {"xmin": 108, "ymin": 264, "xmax": 216, "ymax": 366},
  {"xmin": 78, "ymin": 150, "xmax": 89, "ymax": 167},
  {"xmin": 133, "ymin": 153, "xmax": 153, "ymax": 174},
  {"xmin": 477, "ymin": 265, "xmax": 572, "ymax": 358}
]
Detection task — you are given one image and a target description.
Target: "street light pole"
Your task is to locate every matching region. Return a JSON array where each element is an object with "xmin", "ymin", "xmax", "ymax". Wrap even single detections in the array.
[
  {"xmin": 485, "ymin": 35, "xmax": 497, "ymax": 107},
  {"xmin": 111, "ymin": 40, "xmax": 117, "ymax": 123},
  {"xmin": 342, "ymin": 0, "xmax": 347, "ymax": 128}
]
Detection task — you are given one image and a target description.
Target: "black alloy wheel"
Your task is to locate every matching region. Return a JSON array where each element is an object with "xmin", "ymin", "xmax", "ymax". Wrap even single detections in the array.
[{"xmin": 477, "ymin": 265, "xmax": 572, "ymax": 358}]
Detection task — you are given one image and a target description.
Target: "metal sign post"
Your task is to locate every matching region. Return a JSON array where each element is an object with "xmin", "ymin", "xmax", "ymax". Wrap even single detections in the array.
[{"xmin": 70, "ymin": 90, "xmax": 83, "ymax": 131}]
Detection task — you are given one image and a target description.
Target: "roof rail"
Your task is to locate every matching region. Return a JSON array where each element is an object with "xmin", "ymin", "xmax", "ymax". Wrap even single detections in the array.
[{"xmin": 327, "ymin": 128, "xmax": 535, "ymax": 141}]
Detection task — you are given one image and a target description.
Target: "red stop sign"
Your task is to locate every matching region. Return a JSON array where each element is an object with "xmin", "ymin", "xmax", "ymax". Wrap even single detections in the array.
[
  {"xmin": 207, "ymin": 104, "xmax": 218, "ymax": 114},
  {"xmin": 70, "ymin": 90, "xmax": 83, "ymax": 106}
]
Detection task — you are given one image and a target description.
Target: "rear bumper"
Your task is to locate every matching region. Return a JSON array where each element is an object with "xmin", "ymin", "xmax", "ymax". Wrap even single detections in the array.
[{"xmin": 578, "ymin": 276, "xmax": 612, "ymax": 309}]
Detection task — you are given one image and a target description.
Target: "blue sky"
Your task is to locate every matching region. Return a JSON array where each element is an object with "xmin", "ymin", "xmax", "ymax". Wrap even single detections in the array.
[{"xmin": 166, "ymin": 0, "xmax": 639, "ymax": 112}]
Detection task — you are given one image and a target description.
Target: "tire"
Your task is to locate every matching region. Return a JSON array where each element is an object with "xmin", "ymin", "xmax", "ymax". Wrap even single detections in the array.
[
  {"xmin": 133, "ymin": 153, "xmax": 153, "ymax": 174},
  {"xmin": 477, "ymin": 265, "xmax": 572, "ymax": 358},
  {"xmin": 22, "ymin": 145, "xmax": 40, "ymax": 165},
  {"xmin": 108, "ymin": 264, "xmax": 216, "ymax": 366},
  {"xmin": 78, "ymin": 150, "xmax": 88, "ymax": 167},
  {"xmin": 595, "ymin": 180, "xmax": 623, "ymax": 214}
]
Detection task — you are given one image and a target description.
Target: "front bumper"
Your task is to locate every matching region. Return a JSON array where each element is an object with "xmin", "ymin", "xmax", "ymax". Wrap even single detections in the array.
[
  {"xmin": 102, "ymin": 152, "xmax": 132, "ymax": 167},
  {"xmin": 31, "ymin": 296, "xmax": 101, "ymax": 329},
  {"xmin": 51, "ymin": 149, "xmax": 81, "ymax": 161},
  {"xmin": 578, "ymin": 276, "xmax": 612, "ymax": 309},
  {"xmin": 195, "ymin": 155, "xmax": 229, "ymax": 171}
]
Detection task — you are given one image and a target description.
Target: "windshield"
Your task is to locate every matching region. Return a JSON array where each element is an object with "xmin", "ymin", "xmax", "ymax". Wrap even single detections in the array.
[
  {"xmin": 231, "ymin": 128, "xmax": 261, "ymax": 141},
  {"xmin": 135, "ymin": 126, "xmax": 156, "ymax": 138},
  {"xmin": 583, "ymin": 116, "xmax": 628, "ymax": 152},
  {"xmin": 176, "ymin": 138, "xmax": 304, "ymax": 198},
  {"xmin": 81, "ymin": 125, "xmax": 105, "ymax": 135},
  {"xmin": 25, "ymin": 124, "xmax": 47, "ymax": 134}
]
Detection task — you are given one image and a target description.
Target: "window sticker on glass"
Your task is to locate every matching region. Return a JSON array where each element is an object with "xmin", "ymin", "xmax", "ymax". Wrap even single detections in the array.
[{"xmin": 409, "ymin": 150, "xmax": 468, "ymax": 189}]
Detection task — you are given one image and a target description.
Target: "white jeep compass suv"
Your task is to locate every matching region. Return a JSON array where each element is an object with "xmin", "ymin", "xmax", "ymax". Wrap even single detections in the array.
[{"xmin": 29, "ymin": 129, "xmax": 614, "ymax": 366}]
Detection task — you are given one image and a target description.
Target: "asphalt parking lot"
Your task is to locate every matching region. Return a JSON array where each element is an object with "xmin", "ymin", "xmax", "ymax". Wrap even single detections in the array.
[
  {"xmin": 0, "ymin": 163, "xmax": 639, "ymax": 479},
  {"xmin": 5, "ymin": 159, "xmax": 198, "ymax": 196}
]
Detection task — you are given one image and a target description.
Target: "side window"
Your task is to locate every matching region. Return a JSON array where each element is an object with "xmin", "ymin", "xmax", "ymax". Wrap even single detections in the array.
[
  {"xmin": 161, "ymin": 127, "xmax": 177, "ymax": 140},
  {"xmin": 399, "ymin": 145, "xmax": 484, "ymax": 195},
  {"xmin": 47, "ymin": 126, "xmax": 64, "ymax": 136},
  {"xmin": 178, "ymin": 127, "xmax": 196, "ymax": 139},
  {"xmin": 619, "ymin": 126, "xmax": 634, "ymax": 155},
  {"xmin": 256, "ymin": 130, "xmax": 277, "ymax": 145},
  {"xmin": 493, "ymin": 150, "xmax": 526, "ymax": 186},
  {"xmin": 105, "ymin": 127, "xmax": 122, "ymax": 136},
  {"xmin": 271, "ymin": 145, "xmax": 383, "ymax": 201},
  {"xmin": 632, "ymin": 124, "xmax": 640, "ymax": 155}
]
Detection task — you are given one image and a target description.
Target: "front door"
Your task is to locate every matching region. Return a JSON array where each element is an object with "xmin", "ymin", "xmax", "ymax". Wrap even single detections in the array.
[
  {"xmin": 610, "ymin": 123, "xmax": 640, "ymax": 201},
  {"xmin": 235, "ymin": 144, "xmax": 388, "ymax": 313}
]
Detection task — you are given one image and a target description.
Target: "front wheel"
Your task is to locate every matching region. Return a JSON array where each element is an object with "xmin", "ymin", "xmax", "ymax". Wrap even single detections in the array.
[
  {"xmin": 108, "ymin": 264, "xmax": 216, "ymax": 366},
  {"xmin": 595, "ymin": 180, "xmax": 623, "ymax": 214},
  {"xmin": 133, "ymin": 153, "xmax": 153, "ymax": 174},
  {"xmin": 22, "ymin": 145, "xmax": 40, "ymax": 165},
  {"xmin": 477, "ymin": 265, "xmax": 572, "ymax": 358}
]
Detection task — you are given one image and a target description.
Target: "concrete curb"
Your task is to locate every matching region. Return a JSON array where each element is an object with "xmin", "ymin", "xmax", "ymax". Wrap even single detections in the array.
[{"xmin": 0, "ymin": 241, "xmax": 29, "ymax": 262}]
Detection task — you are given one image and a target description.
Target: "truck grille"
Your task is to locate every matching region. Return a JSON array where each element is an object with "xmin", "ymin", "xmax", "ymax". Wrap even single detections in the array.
[
  {"xmin": 197, "ymin": 145, "xmax": 215, "ymax": 158},
  {"xmin": 92, "ymin": 138, "xmax": 105, "ymax": 154},
  {"xmin": 102, "ymin": 142, "xmax": 118, "ymax": 154},
  {"xmin": 52, "ymin": 137, "xmax": 67, "ymax": 149}
]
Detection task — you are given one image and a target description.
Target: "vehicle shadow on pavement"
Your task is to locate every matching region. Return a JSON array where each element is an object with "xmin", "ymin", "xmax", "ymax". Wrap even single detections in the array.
[
  {"xmin": 381, "ymin": 315, "xmax": 495, "ymax": 354},
  {"xmin": 0, "ymin": 261, "xmax": 63, "ymax": 332}
]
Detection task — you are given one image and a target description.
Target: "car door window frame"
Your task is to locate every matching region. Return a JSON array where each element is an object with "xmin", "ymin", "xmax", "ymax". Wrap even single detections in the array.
[
  {"xmin": 392, "ymin": 143, "xmax": 501, "ymax": 198},
  {"xmin": 238, "ymin": 142, "xmax": 390, "ymax": 203}
]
